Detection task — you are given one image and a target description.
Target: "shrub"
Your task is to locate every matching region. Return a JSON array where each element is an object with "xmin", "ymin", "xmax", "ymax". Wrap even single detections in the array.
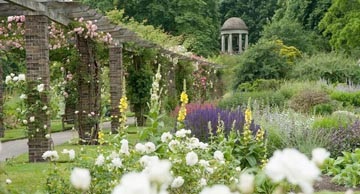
[
  {"xmin": 237, "ymin": 79, "xmax": 282, "ymax": 92},
  {"xmin": 219, "ymin": 91, "xmax": 286, "ymax": 109},
  {"xmin": 277, "ymin": 80, "xmax": 329, "ymax": 100},
  {"xmin": 232, "ymin": 40, "xmax": 290, "ymax": 89},
  {"xmin": 184, "ymin": 107, "xmax": 260, "ymax": 142},
  {"xmin": 290, "ymin": 52, "xmax": 360, "ymax": 84},
  {"xmin": 330, "ymin": 91, "xmax": 360, "ymax": 107},
  {"xmin": 312, "ymin": 111, "xmax": 358, "ymax": 130},
  {"xmin": 326, "ymin": 120, "xmax": 360, "ymax": 157},
  {"xmin": 313, "ymin": 103, "xmax": 334, "ymax": 115},
  {"xmin": 289, "ymin": 88, "xmax": 330, "ymax": 113},
  {"xmin": 261, "ymin": 18, "xmax": 317, "ymax": 53},
  {"xmin": 252, "ymin": 107, "xmax": 331, "ymax": 157}
]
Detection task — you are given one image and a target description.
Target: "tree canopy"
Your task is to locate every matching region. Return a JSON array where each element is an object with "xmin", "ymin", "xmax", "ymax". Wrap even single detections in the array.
[
  {"xmin": 319, "ymin": 0, "xmax": 360, "ymax": 53},
  {"xmin": 273, "ymin": 0, "xmax": 331, "ymax": 32}
]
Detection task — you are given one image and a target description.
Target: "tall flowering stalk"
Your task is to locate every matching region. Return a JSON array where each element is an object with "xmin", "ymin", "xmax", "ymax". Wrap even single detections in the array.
[
  {"xmin": 177, "ymin": 80, "xmax": 188, "ymax": 129},
  {"xmin": 242, "ymin": 107, "xmax": 253, "ymax": 145},
  {"xmin": 140, "ymin": 64, "xmax": 164, "ymax": 140},
  {"xmin": 118, "ymin": 77, "xmax": 128, "ymax": 132},
  {"xmin": 237, "ymin": 99, "xmax": 268, "ymax": 168}
]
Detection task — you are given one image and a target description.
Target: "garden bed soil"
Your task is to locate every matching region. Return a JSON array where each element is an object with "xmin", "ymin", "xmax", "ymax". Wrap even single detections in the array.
[{"xmin": 314, "ymin": 175, "xmax": 358, "ymax": 192}]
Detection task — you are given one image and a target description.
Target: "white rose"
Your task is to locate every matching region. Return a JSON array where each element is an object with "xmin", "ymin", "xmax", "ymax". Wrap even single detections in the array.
[
  {"xmin": 265, "ymin": 148, "xmax": 320, "ymax": 194},
  {"xmin": 111, "ymin": 157, "xmax": 122, "ymax": 168},
  {"xmin": 120, "ymin": 139, "xmax": 130, "ymax": 156},
  {"xmin": 171, "ymin": 176, "xmax": 184, "ymax": 188},
  {"xmin": 199, "ymin": 178, "xmax": 207, "ymax": 186},
  {"xmin": 42, "ymin": 150, "xmax": 59, "ymax": 161},
  {"xmin": 112, "ymin": 172, "xmax": 150, "ymax": 194},
  {"xmin": 238, "ymin": 173, "xmax": 255, "ymax": 194},
  {"xmin": 135, "ymin": 143, "xmax": 146, "ymax": 153},
  {"xmin": 311, "ymin": 148, "xmax": 330, "ymax": 167},
  {"xmin": 6, "ymin": 178, "xmax": 12, "ymax": 184},
  {"xmin": 19, "ymin": 94, "xmax": 27, "ymax": 99},
  {"xmin": 144, "ymin": 142, "xmax": 156, "ymax": 154},
  {"xmin": 5, "ymin": 75, "xmax": 11, "ymax": 84},
  {"xmin": 214, "ymin": 150, "xmax": 225, "ymax": 162},
  {"xmin": 37, "ymin": 84, "xmax": 45, "ymax": 92},
  {"xmin": 161, "ymin": 132, "xmax": 173, "ymax": 143},
  {"xmin": 199, "ymin": 185, "xmax": 233, "ymax": 194},
  {"xmin": 18, "ymin": 73, "xmax": 26, "ymax": 81},
  {"xmin": 62, "ymin": 149, "xmax": 75, "ymax": 160},
  {"xmin": 185, "ymin": 151, "xmax": 198, "ymax": 166},
  {"xmin": 95, "ymin": 154, "xmax": 105, "ymax": 166},
  {"xmin": 70, "ymin": 167, "xmax": 91, "ymax": 191},
  {"xmin": 143, "ymin": 159, "xmax": 172, "ymax": 185},
  {"xmin": 168, "ymin": 140, "xmax": 180, "ymax": 152}
]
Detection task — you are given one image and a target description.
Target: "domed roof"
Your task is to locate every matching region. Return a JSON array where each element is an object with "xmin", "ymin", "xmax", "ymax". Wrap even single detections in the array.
[{"xmin": 221, "ymin": 17, "xmax": 248, "ymax": 31}]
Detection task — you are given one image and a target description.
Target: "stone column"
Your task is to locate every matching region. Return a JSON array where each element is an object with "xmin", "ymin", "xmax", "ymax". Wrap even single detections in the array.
[
  {"xmin": 239, "ymin": 34, "xmax": 243, "ymax": 53},
  {"xmin": 245, "ymin": 34, "xmax": 249, "ymax": 50},
  {"xmin": 221, "ymin": 34, "xmax": 225, "ymax": 52},
  {"xmin": 109, "ymin": 43, "xmax": 123, "ymax": 133},
  {"xmin": 228, "ymin": 34, "xmax": 233, "ymax": 54},
  {"xmin": 75, "ymin": 35, "xmax": 100, "ymax": 145},
  {"xmin": 25, "ymin": 15, "xmax": 51, "ymax": 162}
]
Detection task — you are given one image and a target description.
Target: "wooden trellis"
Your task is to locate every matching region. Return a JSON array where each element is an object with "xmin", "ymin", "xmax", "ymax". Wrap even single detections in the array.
[{"xmin": 0, "ymin": 0, "xmax": 222, "ymax": 162}]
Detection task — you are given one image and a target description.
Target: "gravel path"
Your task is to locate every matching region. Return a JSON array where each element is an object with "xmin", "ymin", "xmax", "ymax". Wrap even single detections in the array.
[{"xmin": 0, "ymin": 118, "xmax": 135, "ymax": 161}]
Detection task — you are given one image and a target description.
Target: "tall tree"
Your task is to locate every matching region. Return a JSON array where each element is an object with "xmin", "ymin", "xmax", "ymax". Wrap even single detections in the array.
[
  {"xmin": 219, "ymin": 0, "xmax": 278, "ymax": 44},
  {"xmin": 319, "ymin": 0, "xmax": 360, "ymax": 53},
  {"xmin": 83, "ymin": 0, "xmax": 221, "ymax": 56},
  {"xmin": 81, "ymin": 0, "xmax": 117, "ymax": 13},
  {"xmin": 273, "ymin": 0, "xmax": 331, "ymax": 32}
]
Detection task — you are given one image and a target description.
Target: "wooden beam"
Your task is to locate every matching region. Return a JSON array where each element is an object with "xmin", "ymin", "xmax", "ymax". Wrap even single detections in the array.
[{"xmin": 3, "ymin": 0, "xmax": 71, "ymax": 25}]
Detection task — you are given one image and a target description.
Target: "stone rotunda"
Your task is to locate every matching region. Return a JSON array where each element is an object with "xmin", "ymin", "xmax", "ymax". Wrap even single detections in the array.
[{"xmin": 221, "ymin": 17, "xmax": 248, "ymax": 54}]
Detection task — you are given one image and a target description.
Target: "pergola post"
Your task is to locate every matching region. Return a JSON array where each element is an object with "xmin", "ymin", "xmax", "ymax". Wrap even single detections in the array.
[
  {"xmin": 75, "ymin": 35, "xmax": 100, "ymax": 145},
  {"xmin": 25, "ymin": 15, "xmax": 51, "ymax": 162},
  {"xmin": 109, "ymin": 43, "xmax": 123, "ymax": 133}
]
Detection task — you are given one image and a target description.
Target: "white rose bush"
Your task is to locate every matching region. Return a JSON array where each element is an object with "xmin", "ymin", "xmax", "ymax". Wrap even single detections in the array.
[{"xmin": 4, "ymin": 72, "xmax": 52, "ymax": 139}]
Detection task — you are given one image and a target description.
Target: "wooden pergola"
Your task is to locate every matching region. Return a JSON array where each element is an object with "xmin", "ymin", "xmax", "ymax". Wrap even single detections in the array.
[{"xmin": 0, "ymin": 0, "xmax": 221, "ymax": 162}]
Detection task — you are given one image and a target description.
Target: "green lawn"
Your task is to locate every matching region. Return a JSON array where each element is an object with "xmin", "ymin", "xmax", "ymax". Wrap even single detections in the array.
[
  {"xmin": 1, "ymin": 120, "xmax": 64, "ymax": 142},
  {"xmin": 1, "ymin": 125, "xmax": 143, "ymax": 194},
  {"xmin": 2, "ymin": 143, "xmax": 93, "ymax": 193}
]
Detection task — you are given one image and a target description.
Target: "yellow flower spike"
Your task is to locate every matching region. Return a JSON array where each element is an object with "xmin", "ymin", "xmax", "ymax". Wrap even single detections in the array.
[
  {"xmin": 177, "ymin": 105, "xmax": 187, "ymax": 122},
  {"xmin": 177, "ymin": 80, "xmax": 188, "ymax": 128},
  {"xmin": 256, "ymin": 127, "xmax": 265, "ymax": 141},
  {"xmin": 245, "ymin": 107, "xmax": 252, "ymax": 125},
  {"xmin": 180, "ymin": 91, "xmax": 188, "ymax": 104},
  {"xmin": 118, "ymin": 94, "xmax": 128, "ymax": 131},
  {"xmin": 98, "ymin": 131, "xmax": 105, "ymax": 145},
  {"xmin": 119, "ymin": 96, "xmax": 128, "ymax": 113}
]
